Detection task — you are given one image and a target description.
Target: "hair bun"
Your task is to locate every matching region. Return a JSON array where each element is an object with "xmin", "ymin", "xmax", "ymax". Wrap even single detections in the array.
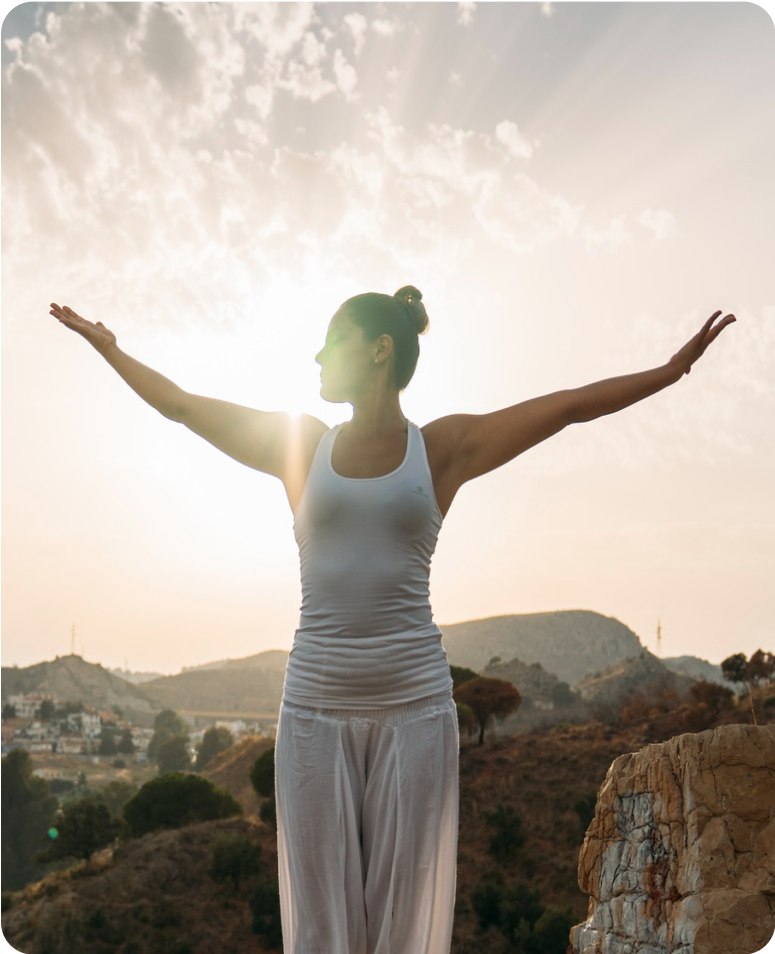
[{"xmin": 394, "ymin": 285, "xmax": 429, "ymax": 335}]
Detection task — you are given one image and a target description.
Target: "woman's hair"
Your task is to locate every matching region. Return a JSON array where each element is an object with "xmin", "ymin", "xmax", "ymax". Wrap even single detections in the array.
[{"xmin": 340, "ymin": 285, "xmax": 429, "ymax": 390}]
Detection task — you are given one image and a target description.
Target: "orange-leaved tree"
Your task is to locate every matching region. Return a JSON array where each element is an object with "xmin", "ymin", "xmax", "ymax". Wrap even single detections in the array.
[{"xmin": 454, "ymin": 677, "xmax": 521, "ymax": 745}]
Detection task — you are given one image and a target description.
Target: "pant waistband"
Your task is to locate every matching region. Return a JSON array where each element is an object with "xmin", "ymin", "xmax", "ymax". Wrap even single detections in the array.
[{"xmin": 280, "ymin": 691, "xmax": 454, "ymax": 724}]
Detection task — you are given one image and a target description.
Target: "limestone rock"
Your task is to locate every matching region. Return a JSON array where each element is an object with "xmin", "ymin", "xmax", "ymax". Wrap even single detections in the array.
[{"xmin": 571, "ymin": 724, "xmax": 775, "ymax": 954}]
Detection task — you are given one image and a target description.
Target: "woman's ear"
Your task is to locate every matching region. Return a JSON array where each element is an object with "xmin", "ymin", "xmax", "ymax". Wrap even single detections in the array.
[{"xmin": 375, "ymin": 334, "xmax": 394, "ymax": 362}]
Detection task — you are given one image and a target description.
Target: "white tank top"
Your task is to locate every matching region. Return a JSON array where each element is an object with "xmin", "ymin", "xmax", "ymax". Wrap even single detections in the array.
[{"xmin": 282, "ymin": 421, "xmax": 453, "ymax": 707}]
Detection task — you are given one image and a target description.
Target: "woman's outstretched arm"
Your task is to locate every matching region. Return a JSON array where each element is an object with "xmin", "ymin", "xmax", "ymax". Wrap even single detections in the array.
[
  {"xmin": 49, "ymin": 303, "xmax": 327, "ymax": 494},
  {"xmin": 424, "ymin": 310, "xmax": 735, "ymax": 515}
]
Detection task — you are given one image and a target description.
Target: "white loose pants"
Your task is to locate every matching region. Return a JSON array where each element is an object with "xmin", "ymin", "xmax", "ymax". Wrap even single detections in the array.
[{"xmin": 275, "ymin": 692, "xmax": 459, "ymax": 954}]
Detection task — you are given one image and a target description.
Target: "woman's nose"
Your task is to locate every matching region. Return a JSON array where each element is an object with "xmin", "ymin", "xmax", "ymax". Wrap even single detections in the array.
[{"xmin": 315, "ymin": 346, "xmax": 325, "ymax": 365}]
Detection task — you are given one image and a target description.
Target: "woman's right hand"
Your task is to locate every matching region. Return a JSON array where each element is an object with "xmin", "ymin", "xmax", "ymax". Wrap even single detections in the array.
[{"xmin": 50, "ymin": 302, "xmax": 117, "ymax": 353}]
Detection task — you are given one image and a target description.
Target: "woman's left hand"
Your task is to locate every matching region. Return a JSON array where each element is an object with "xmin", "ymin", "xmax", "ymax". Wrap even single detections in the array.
[{"xmin": 668, "ymin": 310, "xmax": 736, "ymax": 377}]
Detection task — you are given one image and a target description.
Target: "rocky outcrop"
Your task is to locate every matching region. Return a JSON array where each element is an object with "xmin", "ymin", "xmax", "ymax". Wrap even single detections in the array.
[{"xmin": 571, "ymin": 724, "xmax": 775, "ymax": 954}]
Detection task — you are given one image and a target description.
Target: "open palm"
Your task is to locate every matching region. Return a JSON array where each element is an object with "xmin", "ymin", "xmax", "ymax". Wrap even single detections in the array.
[{"xmin": 50, "ymin": 303, "xmax": 116, "ymax": 352}]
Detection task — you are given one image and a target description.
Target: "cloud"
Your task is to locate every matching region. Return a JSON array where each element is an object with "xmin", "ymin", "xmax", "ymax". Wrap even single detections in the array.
[
  {"xmin": 458, "ymin": 2, "xmax": 477, "ymax": 27},
  {"xmin": 638, "ymin": 208, "xmax": 678, "ymax": 243},
  {"xmin": 372, "ymin": 18, "xmax": 404, "ymax": 38},
  {"xmin": 343, "ymin": 12, "xmax": 368, "ymax": 56},
  {"xmin": 581, "ymin": 215, "xmax": 632, "ymax": 252},
  {"xmin": 2, "ymin": 3, "xmax": 639, "ymax": 338},
  {"xmin": 333, "ymin": 49, "xmax": 358, "ymax": 101},
  {"xmin": 495, "ymin": 120, "xmax": 534, "ymax": 159}
]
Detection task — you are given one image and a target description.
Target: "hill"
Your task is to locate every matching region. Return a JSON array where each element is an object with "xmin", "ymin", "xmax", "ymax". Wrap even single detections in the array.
[
  {"xmin": 440, "ymin": 610, "xmax": 644, "ymax": 685},
  {"xmin": 1, "ymin": 655, "xmax": 157, "ymax": 723},
  {"xmin": 181, "ymin": 649, "xmax": 290, "ymax": 674},
  {"xmin": 662, "ymin": 655, "xmax": 725, "ymax": 685},
  {"xmin": 575, "ymin": 649, "xmax": 696, "ymax": 706},
  {"xmin": 4, "ymin": 682, "xmax": 770, "ymax": 954},
  {"xmin": 141, "ymin": 667, "xmax": 285, "ymax": 719},
  {"xmin": 481, "ymin": 656, "xmax": 592, "ymax": 730}
]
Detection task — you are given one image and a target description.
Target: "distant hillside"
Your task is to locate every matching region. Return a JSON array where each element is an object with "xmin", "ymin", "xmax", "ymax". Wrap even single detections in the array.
[
  {"xmin": 481, "ymin": 656, "xmax": 592, "ymax": 730},
  {"xmin": 107, "ymin": 669, "xmax": 165, "ymax": 685},
  {"xmin": 141, "ymin": 667, "xmax": 285, "ymax": 718},
  {"xmin": 180, "ymin": 649, "xmax": 290, "ymax": 674},
  {"xmin": 575, "ymin": 650, "xmax": 696, "ymax": 705},
  {"xmin": 662, "ymin": 655, "xmax": 725, "ymax": 685},
  {"xmin": 441, "ymin": 610, "xmax": 644, "ymax": 685},
  {"xmin": 1, "ymin": 655, "xmax": 157, "ymax": 723}
]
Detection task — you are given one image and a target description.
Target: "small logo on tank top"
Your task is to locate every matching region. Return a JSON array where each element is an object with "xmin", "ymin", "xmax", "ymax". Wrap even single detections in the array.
[{"xmin": 413, "ymin": 485, "xmax": 428, "ymax": 497}]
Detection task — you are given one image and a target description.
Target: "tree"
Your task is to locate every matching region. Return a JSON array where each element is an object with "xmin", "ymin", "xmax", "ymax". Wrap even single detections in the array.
[
  {"xmin": 123, "ymin": 772, "xmax": 242, "ymax": 837},
  {"xmin": 722, "ymin": 652, "xmax": 758, "ymax": 724},
  {"xmin": 721, "ymin": 652, "xmax": 748, "ymax": 687},
  {"xmin": 250, "ymin": 747, "xmax": 275, "ymax": 799},
  {"xmin": 94, "ymin": 779, "xmax": 138, "ymax": 818},
  {"xmin": 747, "ymin": 649, "xmax": 775, "ymax": 686},
  {"xmin": 454, "ymin": 677, "xmax": 521, "ymax": 745},
  {"xmin": 157, "ymin": 735, "xmax": 192, "ymax": 774},
  {"xmin": 1, "ymin": 750, "xmax": 59, "ymax": 890},
  {"xmin": 38, "ymin": 699, "xmax": 57, "ymax": 721},
  {"xmin": 37, "ymin": 797, "xmax": 123, "ymax": 863},
  {"xmin": 456, "ymin": 703, "xmax": 477, "ymax": 738},
  {"xmin": 99, "ymin": 730, "xmax": 118, "ymax": 756},
  {"xmin": 2, "ymin": 703, "xmax": 16, "ymax": 721},
  {"xmin": 116, "ymin": 728, "xmax": 135, "ymax": 755},
  {"xmin": 195, "ymin": 726, "xmax": 235, "ymax": 771},
  {"xmin": 449, "ymin": 665, "xmax": 479, "ymax": 689},
  {"xmin": 154, "ymin": 709, "xmax": 189, "ymax": 736},
  {"xmin": 148, "ymin": 710, "xmax": 189, "ymax": 763}
]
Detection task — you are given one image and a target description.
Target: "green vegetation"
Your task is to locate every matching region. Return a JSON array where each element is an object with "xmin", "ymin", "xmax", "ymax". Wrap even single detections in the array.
[
  {"xmin": 123, "ymin": 772, "xmax": 242, "ymax": 836},
  {"xmin": 38, "ymin": 797, "xmax": 123, "ymax": 863},
  {"xmin": 471, "ymin": 873, "xmax": 575, "ymax": 953},
  {"xmin": 249, "ymin": 879, "xmax": 283, "ymax": 948},
  {"xmin": 207, "ymin": 834, "xmax": 262, "ymax": 890},
  {"xmin": 148, "ymin": 709, "xmax": 190, "ymax": 766},
  {"xmin": 450, "ymin": 664, "xmax": 479, "ymax": 689},
  {"xmin": 250, "ymin": 746, "xmax": 277, "ymax": 831},
  {"xmin": 1, "ymin": 748, "xmax": 58, "ymax": 890},
  {"xmin": 250, "ymin": 745, "xmax": 275, "ymax": 798},
  {"xmin": 195, "ymin": 725, "xmax": 235, "ymax": 771},
  {"xmin": 157, "ymin": 735, "xmax": 192, "ymax": 774},
  {"xmin": 483, "ymin": 803, "xmax": 525, "ymax": 865}
]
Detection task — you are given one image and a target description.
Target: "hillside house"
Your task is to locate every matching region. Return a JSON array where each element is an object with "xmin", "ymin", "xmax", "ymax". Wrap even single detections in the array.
[
  {"xmin": 7, "ymin": 694, "xmax": 58, "ymax": 719},
  {"xmin": 57, "ymin": 736, "xmax": 86, "ymax": 755}
]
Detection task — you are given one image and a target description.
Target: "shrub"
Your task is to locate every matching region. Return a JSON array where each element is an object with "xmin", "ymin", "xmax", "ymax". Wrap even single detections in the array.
[
  {"xmin": 483, "ymin": 803, "xmax": 525, "ymax": 865},
  {"xmin": 123, "ymin": 772, "xmax": 242, "ymax": 837},
  {"xmin": 207, "ymin": 835, "xmax": 262, "ymax": 890},
  {"xmin": 250, "ymin": 879, "xmax": 283, "ymax": 948},
  {"xmin": 37, "ymin": 797, "xmax": 123, "ymax": 863},
  {"xmin": 250, "ymin": 747, "xmax": 275, "ymax": 799}
]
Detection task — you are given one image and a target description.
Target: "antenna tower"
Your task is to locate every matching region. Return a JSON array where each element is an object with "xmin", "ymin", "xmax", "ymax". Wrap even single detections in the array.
[{"xmin": 657, "ymin": 619, "xmax": 662, "ymax": 656}]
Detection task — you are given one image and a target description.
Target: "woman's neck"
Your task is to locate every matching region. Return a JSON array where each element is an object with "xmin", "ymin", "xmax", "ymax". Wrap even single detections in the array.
[{"xmin": 346, "ymin": 394, "xmax": 406, "ymax": 439}]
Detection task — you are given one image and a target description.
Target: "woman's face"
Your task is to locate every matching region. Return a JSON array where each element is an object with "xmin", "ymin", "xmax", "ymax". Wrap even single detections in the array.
[{"xmin": 315, "ymin": 310, "xmax": 375, "ymax": 403}]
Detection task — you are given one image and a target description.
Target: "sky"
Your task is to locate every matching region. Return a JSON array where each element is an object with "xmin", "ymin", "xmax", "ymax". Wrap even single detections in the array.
[{"xmin": 2, "ymin": 1, "xmax": 774, "ymax": 676}]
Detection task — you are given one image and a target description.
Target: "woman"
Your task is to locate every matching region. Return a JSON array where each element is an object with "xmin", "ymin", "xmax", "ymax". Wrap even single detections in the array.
[{"xmin": 49, "ymin": 289, "xmax": 734, "ymax": 953}]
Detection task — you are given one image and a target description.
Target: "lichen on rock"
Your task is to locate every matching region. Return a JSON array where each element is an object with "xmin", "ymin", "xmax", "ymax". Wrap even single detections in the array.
[{"xmin": 571, "ymin": 724, "xmax": 775, "ymax": 954}]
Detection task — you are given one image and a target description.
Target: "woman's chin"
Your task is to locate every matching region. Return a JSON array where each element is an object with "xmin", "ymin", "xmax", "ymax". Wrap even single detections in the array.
[{"xmin": 320, "ymin": 384, "xmax": 347, "ymax": 404}]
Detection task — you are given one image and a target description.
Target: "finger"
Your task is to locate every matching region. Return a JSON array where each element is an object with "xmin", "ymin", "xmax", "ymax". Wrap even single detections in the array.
[{"xmin": 700, "ymin": 310, "xmax": 723, "ymax": 334}]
